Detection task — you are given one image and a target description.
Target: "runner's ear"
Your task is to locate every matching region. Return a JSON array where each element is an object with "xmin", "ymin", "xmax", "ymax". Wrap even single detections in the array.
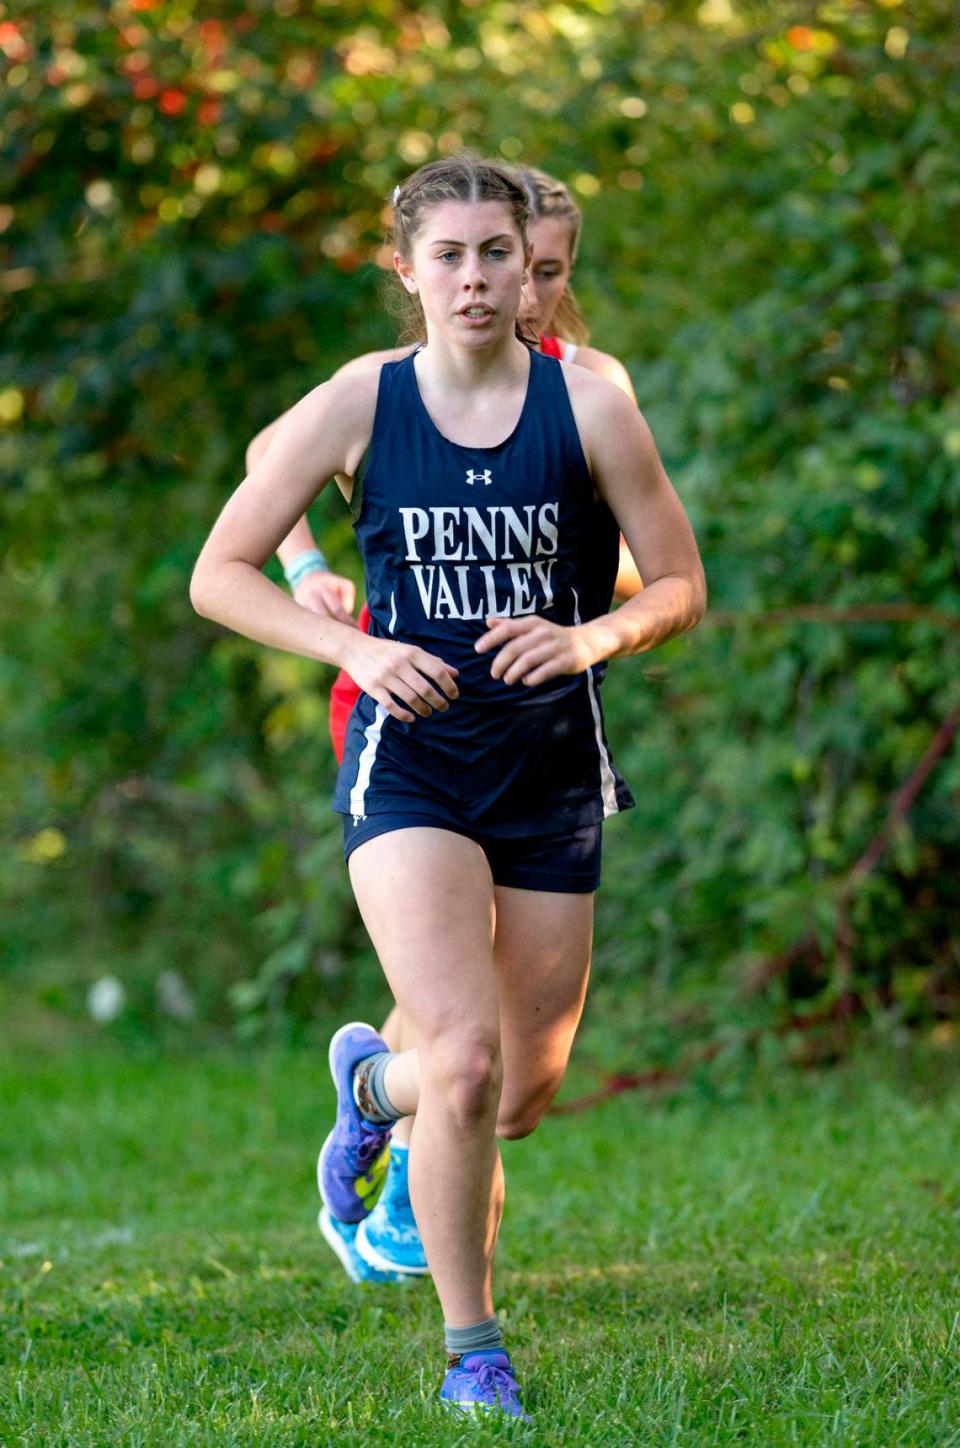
[{"xmin": 393, "ymin": 251, "xmax": 418, "ymax": 295}]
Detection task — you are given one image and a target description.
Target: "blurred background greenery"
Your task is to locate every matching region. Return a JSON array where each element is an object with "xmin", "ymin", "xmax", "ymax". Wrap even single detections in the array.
[{"xmin": 2, "ymin": 0, "xmax": 958, "ymax": 1072}]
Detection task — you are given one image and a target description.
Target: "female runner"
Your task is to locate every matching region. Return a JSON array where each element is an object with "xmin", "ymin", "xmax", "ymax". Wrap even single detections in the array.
[
  {"xmin": 191, "ymin": 154, "xmax": 704, "ymax": 1418},
  {"xmin": 246, "ymin": 163, "xmax": 643, "ymax": 701},
  {"xmin": 245, "ymin": 168, "xmax": 646, "ymax": 1288}
]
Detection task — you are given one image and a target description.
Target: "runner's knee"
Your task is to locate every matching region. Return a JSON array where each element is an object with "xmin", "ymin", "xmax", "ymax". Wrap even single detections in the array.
[
  {"xmin": 495, "ymin": 1070, "xmax": 564, "ymax": 1140},
  {"xmin": 495, "ymin": 1110, "xmax": 540, "ymax": 1141},
  {"xmin": 420, "ymin": 1030, "xmax": 502, "ymax": 1127}
]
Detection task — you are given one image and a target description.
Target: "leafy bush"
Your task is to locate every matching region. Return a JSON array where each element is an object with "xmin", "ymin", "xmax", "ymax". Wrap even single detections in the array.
[{"xmin": 2, "ymin": 2, "xmax": 957, "ymax": 1044}]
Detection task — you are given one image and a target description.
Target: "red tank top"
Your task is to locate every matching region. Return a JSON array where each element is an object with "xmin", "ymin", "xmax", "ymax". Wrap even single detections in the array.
[{"xmin": 329, "ymin": 603, "xmax": 369, "ymax": 763}]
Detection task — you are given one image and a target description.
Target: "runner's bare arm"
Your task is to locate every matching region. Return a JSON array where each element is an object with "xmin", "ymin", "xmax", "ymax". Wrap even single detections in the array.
[
  {"xmin": 614, "ymin": 539, "xmax": 644, "ymax": 601},
  {"xmin": 191, "ymin": 373, "xmax": 378, "ymax": 667},
  {"xmin": 574, "ymin": 374, "xmax": 704, "ymax": 658},
  {"xmin": 253, "ymin": 431, "xmax": 356, "ymax": 623},
  {"xmin": 244, "ymin": 348, "xmax": 416, "ymax": 606},
  {"xmin": 247, "ymin": 381, "xmax": 358, "ymax": 624},
  {"xmin": 241, "ymin": 347, "xmax": 413, "ymax": 622},
  {"xmin": 571, "ymin": 346, "xmax": 637, "ymax": 404},
  {"xmin": 476, "ymin": 372, "xmax": 703, "ymax": 686},
  {"xmin": 565, "ymin": 347, "xmax": 643, "ymax": 599},
  {"xmin": 193, "ymin": 368, "xmax": 458, "ymax": 719}
]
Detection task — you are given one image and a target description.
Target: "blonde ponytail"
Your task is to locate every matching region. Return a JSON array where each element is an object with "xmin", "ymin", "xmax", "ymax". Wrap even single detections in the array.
[{"xmin": 551, "ymin": 286, "xmax": 590, "ymax": 346}]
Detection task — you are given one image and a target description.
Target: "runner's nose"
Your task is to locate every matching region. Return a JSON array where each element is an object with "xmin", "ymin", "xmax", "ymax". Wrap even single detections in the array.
[{"xmin": 462, "ymin": 257, "xmax": 487, "ymax": 291}]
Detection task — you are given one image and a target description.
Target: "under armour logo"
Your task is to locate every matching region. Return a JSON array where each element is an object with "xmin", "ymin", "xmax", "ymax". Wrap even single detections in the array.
[{"xmin": 465, "ymin": 469, "xmax": 492, "ymax": 486}]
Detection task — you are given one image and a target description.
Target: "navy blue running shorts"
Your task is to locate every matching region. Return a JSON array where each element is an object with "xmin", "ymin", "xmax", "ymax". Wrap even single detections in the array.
[{"xmin": 341, "ymin": 811, "xmax": 601, "ymax": 894}]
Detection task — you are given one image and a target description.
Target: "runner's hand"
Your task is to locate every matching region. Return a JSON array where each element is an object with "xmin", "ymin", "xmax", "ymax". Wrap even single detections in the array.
[
  {"xmin": 475, "ymin": 615, "xmax": 600, "ymax": 687},
  {"xmin": 342, "ymin": 634, "xmax": 459, "ymax": 723},
  {"xmin": 293, "ymin": 570, "xmax": 357, "ymax": 626}
]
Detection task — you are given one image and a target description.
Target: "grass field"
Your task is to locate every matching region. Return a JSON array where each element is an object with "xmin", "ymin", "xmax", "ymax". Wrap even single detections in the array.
[{"xmin": 1, "ymin": 1041, "xmax": 959, "ymax": 1446}]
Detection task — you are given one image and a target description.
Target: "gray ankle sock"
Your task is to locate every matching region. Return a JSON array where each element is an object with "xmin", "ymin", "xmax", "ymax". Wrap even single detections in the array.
[
  {"xmin": 444, "ymin": 1315, "xmax": 504, "ymax": 1362},
  {"xmin": 352, "ymin": 1051, "xmax": 402, "ymax": 1124}
]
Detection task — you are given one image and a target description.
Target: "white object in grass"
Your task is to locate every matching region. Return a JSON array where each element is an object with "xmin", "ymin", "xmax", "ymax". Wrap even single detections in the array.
[
  {"xmin": 87, "ymin": 975, "xmax": 125, "ymax": 1023},
  {"xmin": 157, "ymin": 969, "xmax": 194, "ymax": 1021}
]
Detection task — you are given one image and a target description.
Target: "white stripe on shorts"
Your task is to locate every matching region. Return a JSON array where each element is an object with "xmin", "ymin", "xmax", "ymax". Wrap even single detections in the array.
[
  {"xmin": 572, "ymin": 589, "xmax": 619, "ymax": 818},
  {"xmin": 349, "ymin": 703, "xmax": 388, "ymax": 822}
]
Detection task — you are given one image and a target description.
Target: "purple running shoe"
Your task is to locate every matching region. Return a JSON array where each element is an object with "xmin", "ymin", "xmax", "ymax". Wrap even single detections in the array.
[
  {"xmin": 440, "ymin": 1350, "xmax": 530, "ymax": 1421},
  {"xmin": 317, "ymin": 1021, "xmax": 393, "ymax": 1224}
]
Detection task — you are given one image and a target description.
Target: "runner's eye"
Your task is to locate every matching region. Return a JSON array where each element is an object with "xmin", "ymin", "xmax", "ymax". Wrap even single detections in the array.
[{"xmin": 486, "ymin": 247, "xmax": 509, "ymax": 259}]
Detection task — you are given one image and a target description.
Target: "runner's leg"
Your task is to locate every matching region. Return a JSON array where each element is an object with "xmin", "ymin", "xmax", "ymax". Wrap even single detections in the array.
[
  {"xmin": 364, "ymin": 881, "xmax": 592, "ymax": 1268},
  {"xmin": 493, "ymin": 886, "xmax": 594, "ymax": 1139},
  {"xmin": 379, "ymin": 1004, "xmax": 414, "ymax": 1146},
  {"xmin": 348, "ymin": 827, "xmax": 504, "ymax": 1325},
  {"xmin": 381, "ymin": 1004, "xmax": 401, "ymax": 1049}
]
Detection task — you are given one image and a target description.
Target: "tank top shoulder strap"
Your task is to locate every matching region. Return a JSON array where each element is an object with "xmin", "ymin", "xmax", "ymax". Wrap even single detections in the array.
[
  {"xmin": 348, "ymin": 356, "xmax": 410, "ymax": 521},
  {"xmin": 561, "ymin": 341, "xmax": 579, "ymax": 363},
  {"xmin": 525, "ymin": 348, "xmax": 591, "ymax": 483}
]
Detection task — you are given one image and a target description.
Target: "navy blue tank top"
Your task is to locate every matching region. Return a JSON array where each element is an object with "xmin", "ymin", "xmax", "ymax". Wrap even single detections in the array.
[{"xmin": 332, "ymin": 348, "xmax": 634, "ymax": 832}]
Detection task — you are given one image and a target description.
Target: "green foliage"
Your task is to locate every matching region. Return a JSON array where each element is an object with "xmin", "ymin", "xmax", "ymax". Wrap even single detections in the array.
[
  {"xmin": 597, "ymin": 2, "xmax": 960, "ymax": 1030},
  {"xmin": 1, "ymin": 2, "xmax": 958, "ymax": 1035}
]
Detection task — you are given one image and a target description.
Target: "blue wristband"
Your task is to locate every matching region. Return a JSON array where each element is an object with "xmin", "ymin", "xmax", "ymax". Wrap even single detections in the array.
[{"xmin": 284, "ymin": 548, "xmax": 329, "ymax": 589}]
